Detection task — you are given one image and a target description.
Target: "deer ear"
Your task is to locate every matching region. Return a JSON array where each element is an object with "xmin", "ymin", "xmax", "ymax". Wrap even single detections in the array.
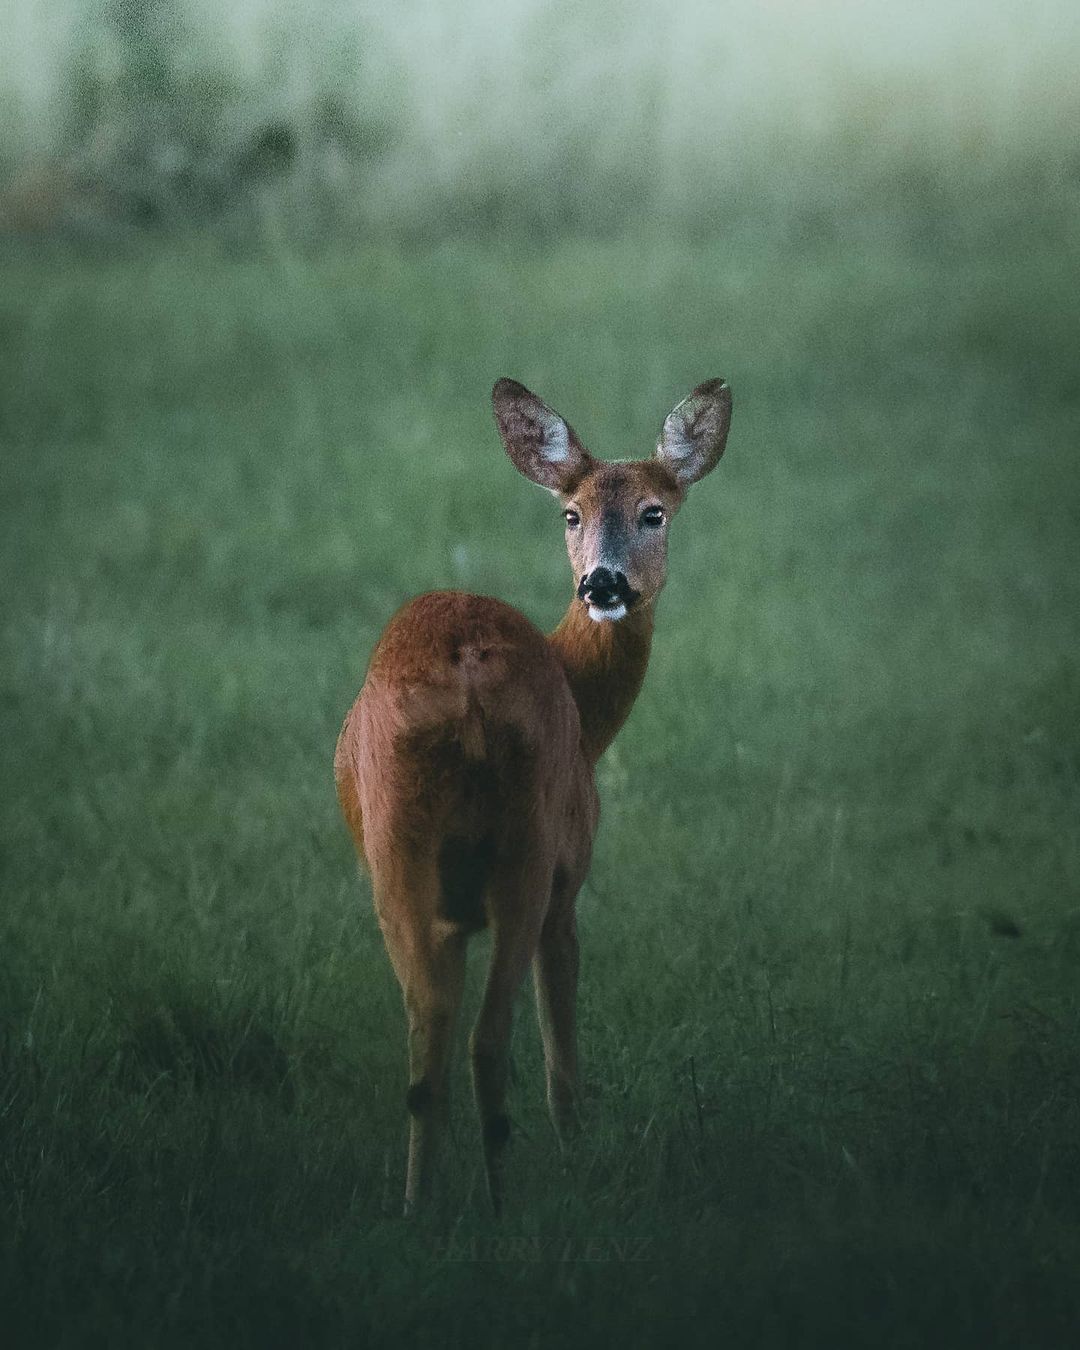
[
  {"xmin": 492, "ymin": 378, "xmax": 591, "ymax": 493},
  {"xmin": 656, "ymin": 379, "xmax": 732, "ymax": 486}
]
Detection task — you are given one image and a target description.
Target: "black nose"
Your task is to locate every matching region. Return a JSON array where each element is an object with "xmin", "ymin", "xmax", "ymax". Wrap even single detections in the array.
[{"xmin": 578, "ymin": 567, "xmax": 627, "ymax": 607}]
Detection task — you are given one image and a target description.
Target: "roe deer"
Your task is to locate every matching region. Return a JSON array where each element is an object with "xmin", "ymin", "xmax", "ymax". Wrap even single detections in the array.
[{"xmin": 334, "ymin": 377, "xmax": 732, "ymax": 1213}]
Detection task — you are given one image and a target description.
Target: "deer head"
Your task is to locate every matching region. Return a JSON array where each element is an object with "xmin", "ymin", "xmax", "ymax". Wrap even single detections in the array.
[{"xmin": 492, "ymin": 377, "xmax": 732, "ymax": 620}]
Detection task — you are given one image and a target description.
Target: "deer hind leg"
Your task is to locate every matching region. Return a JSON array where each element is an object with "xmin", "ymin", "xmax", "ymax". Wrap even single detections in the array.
[
  {"xmin": 533, "ymin": 896, "xmax": 581, "ymax": 1147},
  {"xmin": 470, "ymin": 855, "xmax": 552, "ymax": 1215},
  {"xmin": 403, "ymin": 932, "xmax": 467, "ymax": 1215},
  {"xmin": 375, "ymin": 869, "xmax": 467, "ymax": 1216}
]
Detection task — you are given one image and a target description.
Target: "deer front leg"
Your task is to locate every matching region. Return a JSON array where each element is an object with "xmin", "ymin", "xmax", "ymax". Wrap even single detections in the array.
[{"xmin": 533, "ymin": 903, "xmax": 581, "ymax": 1147}]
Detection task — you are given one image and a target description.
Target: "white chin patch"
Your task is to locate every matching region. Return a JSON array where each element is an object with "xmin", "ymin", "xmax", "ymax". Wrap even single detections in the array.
[{"xmin": 588, "ymin": 602, "xmax": 627, "ymax": 623}]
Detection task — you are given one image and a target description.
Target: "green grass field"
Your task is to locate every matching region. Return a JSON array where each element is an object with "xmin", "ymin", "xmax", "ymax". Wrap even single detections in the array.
[{"xmin": 2, "ymin": 208, "xmax": 1079, "ymax": 1346}]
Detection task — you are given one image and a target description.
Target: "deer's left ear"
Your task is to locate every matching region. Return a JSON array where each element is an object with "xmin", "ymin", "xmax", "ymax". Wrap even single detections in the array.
[
  {"xmin": 492, "ymin": 378, "xmax": 592, "ymax": 493},
  {"xmin": 656, "ymin": 378, "xmax": 732, "ymax": 486}
]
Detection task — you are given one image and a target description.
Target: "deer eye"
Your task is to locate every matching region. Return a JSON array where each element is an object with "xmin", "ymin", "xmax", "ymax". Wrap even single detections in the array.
[
  {"xmin": 563, "ymin": 509, "xmax": 581, "ymax": 529},
  {"xmin": 640, "ymin": 505, "xmax": 665, "ymax": 528}
]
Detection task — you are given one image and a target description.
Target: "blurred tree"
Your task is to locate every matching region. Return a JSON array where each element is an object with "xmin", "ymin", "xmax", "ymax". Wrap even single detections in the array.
[{"xmin": 40, "ymin": 0, "xmax": 393, "ymax": 243}]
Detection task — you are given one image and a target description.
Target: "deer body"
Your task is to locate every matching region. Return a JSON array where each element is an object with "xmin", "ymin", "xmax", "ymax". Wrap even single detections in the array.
[{"xmin": 335, "ymin": 378, "xmax": 731, "ymax": 1212}]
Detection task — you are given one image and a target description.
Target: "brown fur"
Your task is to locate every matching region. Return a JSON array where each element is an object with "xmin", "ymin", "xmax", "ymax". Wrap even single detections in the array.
[{"xmin": 334, "ymin": 377, "xmax": 731, "ymax": 1213}]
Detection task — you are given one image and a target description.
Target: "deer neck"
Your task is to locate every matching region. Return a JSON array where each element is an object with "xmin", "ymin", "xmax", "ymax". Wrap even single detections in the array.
[{"xmin": 548, "ymin": 599, "xmax": 654, "ymax": 765}]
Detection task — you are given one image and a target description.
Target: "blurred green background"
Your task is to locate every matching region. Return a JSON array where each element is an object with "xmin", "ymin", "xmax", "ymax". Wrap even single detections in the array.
[{"xmin": 1, "ymin": 2, "xmax": 1079, "ymax": 1346}]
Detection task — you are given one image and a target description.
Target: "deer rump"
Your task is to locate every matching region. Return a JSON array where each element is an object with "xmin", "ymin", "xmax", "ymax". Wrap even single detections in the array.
[{"xmin": 350, "ymin": 591, "xmax": 584, "ymax": 933}]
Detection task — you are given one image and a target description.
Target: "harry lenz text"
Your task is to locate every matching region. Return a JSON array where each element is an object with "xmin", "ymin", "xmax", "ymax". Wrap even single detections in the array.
[{"xmin": 430, "ymin": 1235, "xmax": 654, "ymax": 1264}]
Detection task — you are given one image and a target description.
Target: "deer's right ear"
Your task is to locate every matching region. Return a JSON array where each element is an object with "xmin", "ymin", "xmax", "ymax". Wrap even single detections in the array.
[
  {"xmin": 492, "ymin": 379, "xmax": 591, "ymax": 493},
  {"xmin": 656, "ymin": 379, "xmax": 732, "ymax": 486}
]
